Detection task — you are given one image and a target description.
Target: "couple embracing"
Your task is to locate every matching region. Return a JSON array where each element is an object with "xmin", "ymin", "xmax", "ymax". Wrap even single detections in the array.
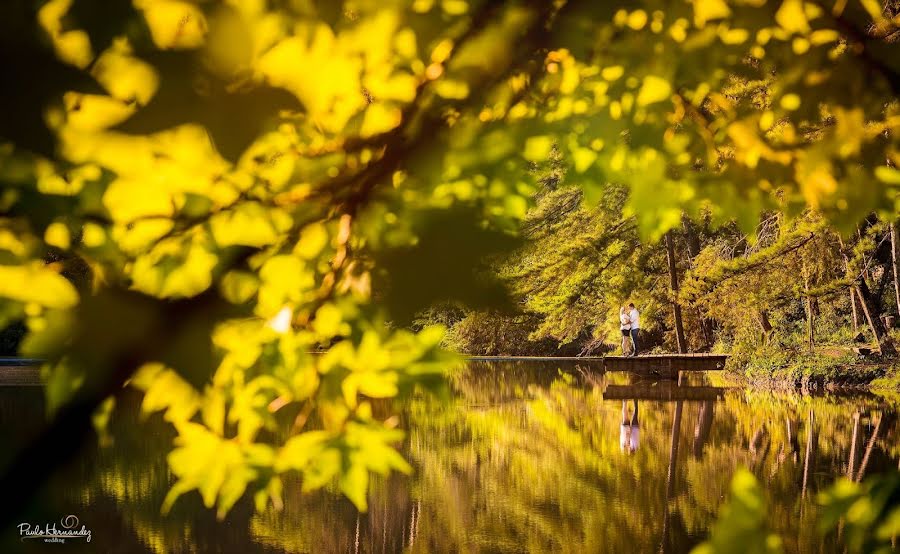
[{"xmin": 619, "ymin": 303, "xmax": 641, "ymax": 356}]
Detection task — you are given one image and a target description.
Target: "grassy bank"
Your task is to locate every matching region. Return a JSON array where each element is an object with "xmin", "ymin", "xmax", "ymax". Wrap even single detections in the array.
[{"xmin": 723, "ymin": 341, "xmax": 894, "ymax": 391}]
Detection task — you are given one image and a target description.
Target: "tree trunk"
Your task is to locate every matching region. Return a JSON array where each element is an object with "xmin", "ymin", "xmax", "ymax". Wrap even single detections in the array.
[
  {"xmin": 892, "ymin": 221, "xmax": 900, "ymax": 314},
  {"xmin": 840, "ymin": 235, "xmax": 896, "ymax": 355},
  {"xmin": 757, "ymin": 310, "xmax": 773, "ymax": 344},
  {"xmin": 806, "ymin": 296, "xmax": 815, "ymax": 351},
  {"xmin": 665, "ymin": 231, "xmax": 687, "ymax": 354},
  {"xmin": 856, "ymin": 280, "xmax": 896, "ymax": 355},
  {"xmin": 803, "ymin": 261, "xmax": 815, "ymax": 352},
  {"xmin": 851, "ymin": 290, "xmax": 859, "ymax": 333}
]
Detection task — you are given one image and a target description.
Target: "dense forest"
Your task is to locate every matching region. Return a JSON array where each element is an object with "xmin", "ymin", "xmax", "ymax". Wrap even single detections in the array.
[{"xmin": 421, "ymin": 168, "xmax": 900, "ymax": 386}]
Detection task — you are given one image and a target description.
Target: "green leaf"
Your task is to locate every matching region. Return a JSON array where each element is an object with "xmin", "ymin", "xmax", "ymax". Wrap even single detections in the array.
[
  {"xmin": 132, "ymin": 363, "xmax": 202, "ymax": 423},
  {"xmin": 691, "ymin": 469, "xmax": 783, "ymax": 554},
  {"xmin": 339, "ymin": 455, "xmax": 369, "ymax": 511},
  {"xmin": 42, "ymin": 360, "xmax": 86, "ymax": 416},
  {"xmin": 163, "ymin": 422, "xmax": 267, "ymax": 519},
  {"xmin": 275, "ymin": 431, "xmax": 330, "ymax": 472},
  {"xmin": 130, "ymin": 239, "xmax": 219, "ymax": 298}
]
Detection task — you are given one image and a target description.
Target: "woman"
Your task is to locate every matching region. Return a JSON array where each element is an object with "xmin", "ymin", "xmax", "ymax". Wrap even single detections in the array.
[
  {"xmin": 619, "ymin": 399, "xmax": 640, "ymax": 454},
  {"xmin": 619, "ymin": 306, "xmax": 632, "ymax": 356}
]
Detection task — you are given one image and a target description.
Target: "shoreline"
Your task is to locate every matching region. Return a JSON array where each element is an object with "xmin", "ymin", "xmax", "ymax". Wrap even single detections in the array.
[{"xmin": 3, "ymin": 355, "xmax": 897, "ymax": 394}]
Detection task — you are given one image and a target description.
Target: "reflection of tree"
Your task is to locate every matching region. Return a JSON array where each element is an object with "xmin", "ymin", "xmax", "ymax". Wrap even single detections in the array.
[
  {"xmin": 3, "ymin": 363, "xmax": 898, "ymax": 553},
  {"xmin": 99, "ymin": 373, "xmax": 900, "ymax": 553},
  {"xmin": 400, "ymin": 367, "xmax": 684, "ymax": 553},
  {"xmin": 692, "ymin": 400, "xmax": 715, "ymax": 459},
  {"xmin": 659, "ymin": 400, "xmax": 683, "ymax": 554},
  {"xmin": 801, "ymin": 410, "xmax": 817, "ymax": 499},
  {"xmin": 677, "ymin": 391, "xmax": 894, "ymax": 554}
]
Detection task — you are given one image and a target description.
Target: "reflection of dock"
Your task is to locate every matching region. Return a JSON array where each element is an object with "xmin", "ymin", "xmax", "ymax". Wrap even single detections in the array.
[
  {"xmin": 603, "ymin": 384, "xmax": 727, "ymax": 402},
  {"xmin": 467, "ymin": 354, "xmax": 728, "ymax": 378},
  {"xmin": 0, "ymin": 358, "xmax": 42, "ymax": 386},
  {"xmin": 603, "ymin": 354, "xmax": 727, "ymax": 376}
]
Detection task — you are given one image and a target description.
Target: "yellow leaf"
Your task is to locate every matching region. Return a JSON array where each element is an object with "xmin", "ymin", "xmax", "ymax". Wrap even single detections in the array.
[
  {"xmin": 220, "ymin": 270, "xmax": 260, "ymax": 304},
  {"xmin": 275, "ymin": 431, "xmax": 329, "ymax": 472},
  {"xmin": 44, "ymin": 222, "xmax": 71, "ymax": 250},
  {"xmin": 572, "ymin": 148, "xmax": 598, "ymax": 173},
  {"xmin": 38, "ymin": 0, "xmax": 93, "ymax": 68},
  {"xmin": 258, "ymin": 255, "xmax": 315, "ymax": 314},
  {"xmin": 0, "ymin": 264, "xmax": 79, "ymax": 309},
  {"xmin": 259, "ymin": 25, "xmax": 363, "ymax": 129},
  {"xmin": 130, "ymin": 239, "xmax": 218, "ymax": 298},
  {"xmin": 775, "ymin": 0, "xmax": 810, "ymax": 34},
  {"xmin": 313, "ymin": 303, "xmax": 344, "ymax": 338},
  {"xmin": 601, "ymin": 66, "xmax": 625, "ymax": 81},
  {"xmin": 433, "ymin": 79, "xmax": 470, "ymax": 99},
  {"xmin": 860, "ymin": 0, "xmax": 885, "ymax": 20},
  {"xmin": 442, "ymin": 0, "xmax": 468, "ymax": 15},
  {"xmin": 524, "ymin": 135, "xmax": 554, "ymax": 162},
  {"xmin": 91, "ymin": 50, "xmax": 160, "ymax": 105},
  {"xmin": 693, "ymin": 0, "xmax": 731, "ymax": 27},
  {"xmin": 63, "ymin": 93, "xmax": 134, "ymax": 131},
  {"xmin": 780, "ymin": 93, "xmax": 801, "ymax": 111},
  {"xmin": 136, "ymin": 0, "xmax": 208, "ymax": 49},
  {"xmin": 393, "ymin": 28, "xmax": 417, "ymax": 59},
  {"xmin": 636, "ymin": 75, "xmax": 672, "ymax": 106},
  {"xmin": 339, "ymin": 457, "xmax": 369, "ymax": 511},
  {"xmin": 103, "ymin": 177, "xmax": 175, "ymax": 223},
  {"xmin": 832, "ymin": 107, "xmax": 866, "ymax": 158},
  {"xmin": 134, "ymin": 363, "xmax": 202, "ymax": 423},
  {"xmin": 294, "ymin": 222, "xmax": 329, "ymax": 259},
  {"xmin": 876, "ymin": 166, "xmax": 900, "ymax": 184},
  {"xmin": 210, "ymin": 203, "xmax": 285, "ymax": 247},
  {"xmin": 360, "ymin": 104, "xmax": 402, "ymax": 138}
]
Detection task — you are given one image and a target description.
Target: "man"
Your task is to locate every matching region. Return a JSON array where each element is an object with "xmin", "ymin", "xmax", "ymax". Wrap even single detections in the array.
[{"xmin": 628, "ymin": 303, "xmax": 640, "ymax": 356}]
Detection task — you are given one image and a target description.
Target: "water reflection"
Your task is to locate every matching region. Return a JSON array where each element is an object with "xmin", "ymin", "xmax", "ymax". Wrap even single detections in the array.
[
  {"xmin": 620, "ymin": 400, "xmax": 640, "ymax": 454},
  {"xmin": 1, "ymin": 361, "xmax": 898, "ymax": 553}
]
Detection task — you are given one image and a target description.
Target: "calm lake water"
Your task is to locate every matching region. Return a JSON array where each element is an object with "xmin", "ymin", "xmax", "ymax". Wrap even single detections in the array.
[{"xmin": 1, "ymin": 360, "xmax": 897, "ymax": 553}]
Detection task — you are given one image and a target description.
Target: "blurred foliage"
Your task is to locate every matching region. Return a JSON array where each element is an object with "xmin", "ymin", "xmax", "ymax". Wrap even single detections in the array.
[
  {"xmin": 2, "ymin": 0, "xmax": 900, "ymax": 522},
  {"xmin": 818, "ymin": 474, "xmax": 900, "ymax": 554},
  {"xmin": 691, "ymin": 469, "xmax": 783, "ymax": 554}
]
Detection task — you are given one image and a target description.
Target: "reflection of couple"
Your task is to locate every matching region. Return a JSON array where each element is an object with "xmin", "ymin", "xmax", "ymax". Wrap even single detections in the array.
[
  {"xmin": 619, "ymin": 303, "xmax": 641, "ymax": 356},
  {"xmin": 620, "ymin": 400, "xmax": 639, "ymax": 454}
]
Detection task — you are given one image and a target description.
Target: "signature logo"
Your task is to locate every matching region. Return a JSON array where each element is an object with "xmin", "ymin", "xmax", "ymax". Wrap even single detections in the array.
[{"xmin": 18, "ymin": 515, "xmax": 92, "ymax": 544}]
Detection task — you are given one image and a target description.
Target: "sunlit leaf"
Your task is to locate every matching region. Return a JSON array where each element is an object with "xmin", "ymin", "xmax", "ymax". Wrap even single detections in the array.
[{"xmin": 0, "ymin": 264, "xmax": 79, "ymax": 309}]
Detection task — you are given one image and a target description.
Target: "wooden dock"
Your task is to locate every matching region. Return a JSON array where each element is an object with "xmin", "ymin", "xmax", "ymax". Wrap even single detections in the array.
[
  {"xmin": 0, "ymin": 358, "xmax": 43, "ymax": 386},
  {"xmin": 603, "ymin": 354, "xmax": 728, "ymax": 373},
  {"xmin": 603, "ymin": 383, "xmax": 727, "ymax": 402},
  {"xmin": 468, "ymin": 353, "xmax": 728, "ymax": 379}
]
